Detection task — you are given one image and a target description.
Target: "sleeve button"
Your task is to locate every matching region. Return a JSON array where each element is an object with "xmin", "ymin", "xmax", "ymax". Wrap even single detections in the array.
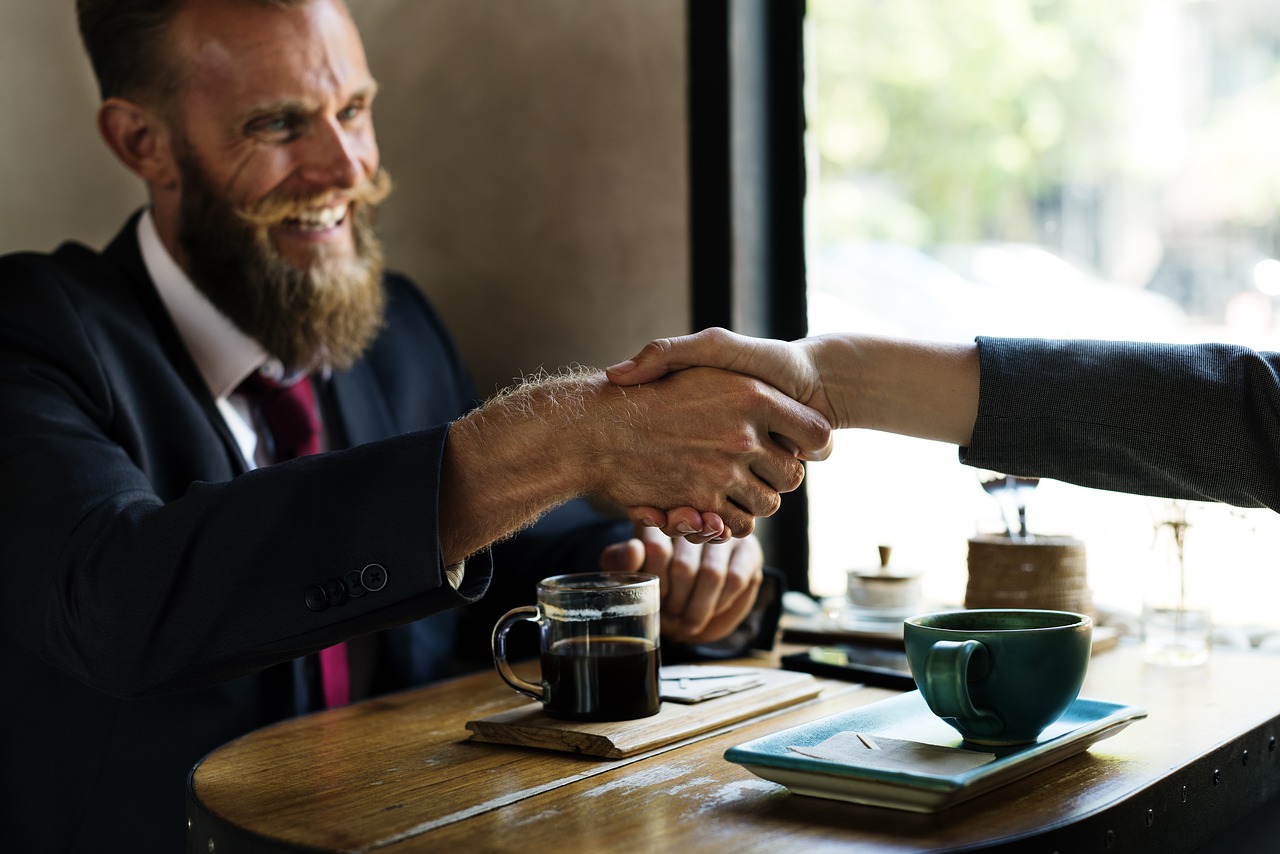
[
  {"xmin": 304, "ymin": 584, "xmax": 329, "ymax": 612},
  {"xmin": 324, "ymin": 577, "xmax": 349, "ymax": 607},
  {"xmin": 360, "ymin": 563, "xmax": 388, "ymax": 592},
  {"xmin": 344, "ymin": 569, "xmax": 367, "ymax": 598}
]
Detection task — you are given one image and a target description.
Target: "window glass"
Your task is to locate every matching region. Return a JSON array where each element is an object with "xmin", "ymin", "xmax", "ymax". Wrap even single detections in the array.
[{"xmin": 805, "ymin": 0, "xmax": 1280, "ymax": 632}]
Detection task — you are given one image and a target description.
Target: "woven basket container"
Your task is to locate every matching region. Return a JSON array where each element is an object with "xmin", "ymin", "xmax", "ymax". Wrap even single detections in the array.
[{"xmin": 965, "ymin": 535, "xmax": 1094, "ymax": 617}]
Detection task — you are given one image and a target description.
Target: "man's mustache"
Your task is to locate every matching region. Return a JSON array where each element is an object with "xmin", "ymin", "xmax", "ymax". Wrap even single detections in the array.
[{"xmin": 235, "ymin": 168, "xmax": 394, "ymax": 229}]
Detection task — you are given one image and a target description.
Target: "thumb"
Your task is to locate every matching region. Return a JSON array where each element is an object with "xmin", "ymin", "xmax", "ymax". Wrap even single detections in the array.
[{"xmin": 606, "ymin": 328, "xmax": 742, "ymax": 385}]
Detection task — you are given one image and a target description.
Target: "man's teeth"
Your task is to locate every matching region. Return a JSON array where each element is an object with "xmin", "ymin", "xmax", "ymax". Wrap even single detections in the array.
[{"xmin": 289, "ymin": 204, "xmax": 348, "ymax": 231}]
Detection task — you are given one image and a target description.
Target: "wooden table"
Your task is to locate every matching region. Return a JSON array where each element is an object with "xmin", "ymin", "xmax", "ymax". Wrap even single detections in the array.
[{"xmin": 187, "ymin": 644, "xmax": 1280, "ymax": 853}]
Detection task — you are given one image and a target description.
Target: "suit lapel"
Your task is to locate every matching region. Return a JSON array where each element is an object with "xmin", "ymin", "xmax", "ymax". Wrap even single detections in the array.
[
  {"xmin": 99, "ymin": 214, "xmax": 250, "ymax": 475},
  {"xmin": 327, "ymin": 358, "xmax": 397, "ymax": 449}
]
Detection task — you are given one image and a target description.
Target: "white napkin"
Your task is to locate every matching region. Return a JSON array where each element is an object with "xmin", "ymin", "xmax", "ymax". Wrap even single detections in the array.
[{"xmin": 659, "ymin": 666, "xmax": 764, "ymax": 703}]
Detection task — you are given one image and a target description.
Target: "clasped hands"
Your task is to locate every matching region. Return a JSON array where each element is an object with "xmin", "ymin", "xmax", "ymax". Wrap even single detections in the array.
[
  {"xmin": 605, "ymin": 327, "xmax": 834, "ymax": 545},
  {"xmin": 588, "ymin": 329, "xmax": 832, "ymax": 645}
]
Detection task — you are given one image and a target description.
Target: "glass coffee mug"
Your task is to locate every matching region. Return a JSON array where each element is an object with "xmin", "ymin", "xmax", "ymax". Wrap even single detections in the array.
[
  {"xmin": 492, "ymin": 572, "xmax": 661, "ymax": 722},
  {"xmin": 904, "ymin": 609, "xmax": 1092, "ymax": 745}
]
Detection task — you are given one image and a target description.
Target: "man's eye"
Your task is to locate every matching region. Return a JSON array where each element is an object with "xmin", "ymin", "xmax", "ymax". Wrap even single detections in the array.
[
  {"xmin": 338, "ymin": 104, "xmax": 366, "ymax": 123},
  {"xmin": 249, "ymin": 116, "xmax": 299, "ymax": 138}
]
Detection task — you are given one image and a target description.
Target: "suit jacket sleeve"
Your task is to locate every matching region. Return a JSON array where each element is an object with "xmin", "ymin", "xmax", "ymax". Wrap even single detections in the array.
[
  {"xmin": 0, "ymin": 246, "xmax": 491, "ymax": 698},
  {"xmin": 962, "ymin": 336, "xmax": 1280, "ymax": 510}
]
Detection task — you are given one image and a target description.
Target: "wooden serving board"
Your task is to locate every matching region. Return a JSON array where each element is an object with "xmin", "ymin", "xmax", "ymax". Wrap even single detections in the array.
[{"xmin": 466, "ymin": 667, "xmax": 821, "ymax": 759}]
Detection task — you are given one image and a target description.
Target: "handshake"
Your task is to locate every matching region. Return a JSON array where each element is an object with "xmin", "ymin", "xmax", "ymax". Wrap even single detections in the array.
[{"xmin": 601, "ymin": 327, "xmax": 982, "ymax": 544}]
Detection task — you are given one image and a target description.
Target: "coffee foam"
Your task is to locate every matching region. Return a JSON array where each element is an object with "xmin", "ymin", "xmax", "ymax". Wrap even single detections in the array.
[{"xmin": 543, "ymin": 602, "xmax": 656, "ymax": 622}]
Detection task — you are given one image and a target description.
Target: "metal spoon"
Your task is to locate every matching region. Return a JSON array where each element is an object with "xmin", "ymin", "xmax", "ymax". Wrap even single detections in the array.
[
  {"xmin": 978, "ymin": 471, "xmax": 1018, "ymax": 538},
  {"xmin": 1011, "ymin": 476, "xmax": 1040, "ymax": 540}
]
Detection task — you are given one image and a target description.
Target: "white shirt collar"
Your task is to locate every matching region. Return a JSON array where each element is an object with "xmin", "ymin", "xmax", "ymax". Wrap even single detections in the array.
[{"xmin": 137, "ymin": 210, "xmax": 268, "ymax": 400}]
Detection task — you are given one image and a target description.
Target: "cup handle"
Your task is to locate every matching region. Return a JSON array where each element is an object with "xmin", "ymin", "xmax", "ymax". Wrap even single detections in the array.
[
  {"xmin": 492, "ymin": 605, "xmax": 545, "ymax": 701},
  {"xmin": 921, "ymin": 639, "xmax": 1002, "ymax": 734}
]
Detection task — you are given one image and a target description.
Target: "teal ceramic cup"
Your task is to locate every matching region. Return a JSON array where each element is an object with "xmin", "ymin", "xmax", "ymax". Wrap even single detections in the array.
[{"xmin": 903, "ymin": 609, "xmax": 1093, "ymax": 746}]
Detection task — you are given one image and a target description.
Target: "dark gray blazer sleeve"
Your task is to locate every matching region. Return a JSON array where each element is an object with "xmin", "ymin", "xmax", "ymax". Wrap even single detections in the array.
[{"xmin": 962, "ymin": 336, "xmax": 1280, "ymax": 511}]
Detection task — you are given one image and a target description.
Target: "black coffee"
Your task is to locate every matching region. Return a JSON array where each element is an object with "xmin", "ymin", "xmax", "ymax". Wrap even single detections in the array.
[{"xmin": 542, "ymin": 636, "xmax": 661, "ymax": 722}]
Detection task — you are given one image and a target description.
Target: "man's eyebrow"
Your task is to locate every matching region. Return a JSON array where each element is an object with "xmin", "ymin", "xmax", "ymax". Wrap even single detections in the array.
[
  {"xmin": 238, "ymin": 84, "xmax": 378, "ymax": 125},
  {"xmin": 239, "ymin": 99, "xmax": 314, "ymax": 125}
]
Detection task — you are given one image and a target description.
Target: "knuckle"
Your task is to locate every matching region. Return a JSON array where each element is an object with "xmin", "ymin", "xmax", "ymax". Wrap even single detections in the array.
[
  {"xmin": 704, "ymin": 327, "xmax": 733, "ymax": 347},
  {"xmin": 727, "ymin": 511, "xmax": 755, "ymax": 536},
  {"xmin": 782, "ymin": 459, "xmax": 805, "ymax": 492}
]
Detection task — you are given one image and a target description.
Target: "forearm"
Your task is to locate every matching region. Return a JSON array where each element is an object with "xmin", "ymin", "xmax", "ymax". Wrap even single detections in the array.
[
  {"xmin": 807, "ymin": 334, "xmax": 979, "ymax": 444},
  {"xmin": 439, "ymin": 371, "xmax": 606, "ymax": 565}
]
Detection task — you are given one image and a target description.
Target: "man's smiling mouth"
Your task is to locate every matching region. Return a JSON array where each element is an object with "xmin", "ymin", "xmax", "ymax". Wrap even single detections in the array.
[{"xmin": 285, "ymin": 202, "xmax": 350, "ymax": 232}]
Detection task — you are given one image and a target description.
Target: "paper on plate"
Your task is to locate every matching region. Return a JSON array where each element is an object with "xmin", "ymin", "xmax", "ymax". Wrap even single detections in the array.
[{"xmin": 788, "ymin": 732, "xmax": 996, "ymax": 775}]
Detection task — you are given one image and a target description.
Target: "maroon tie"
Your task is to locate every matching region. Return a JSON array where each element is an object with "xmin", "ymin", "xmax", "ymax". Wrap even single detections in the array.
[
  {"xmin": 236, "ymin": 372, "xmax": 322, "ymax": 460},
  {"xmin": 237, "ymin": 372, "xmax": 350, "ymax": 708}
]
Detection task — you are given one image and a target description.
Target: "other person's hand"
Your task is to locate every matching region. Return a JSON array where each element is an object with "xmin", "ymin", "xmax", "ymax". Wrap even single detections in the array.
[{"xmin": 598, "ymin": 524, "xmax": 763, "ymax": 644}]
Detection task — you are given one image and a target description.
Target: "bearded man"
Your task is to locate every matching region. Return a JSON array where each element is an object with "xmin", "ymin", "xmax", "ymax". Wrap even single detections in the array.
[{"xmin": 0, "ymin": 0, "xmax": 831, "ymax": 848}]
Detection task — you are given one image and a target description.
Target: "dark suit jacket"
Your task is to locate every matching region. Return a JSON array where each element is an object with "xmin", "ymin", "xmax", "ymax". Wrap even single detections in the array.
[
  {"xmin": 0, "ymin": 217, "xmax": 628, "ymax": 851},
  {"xmin": 965, "ymin": 336, "xmax": 1280, "ymax": 510}
]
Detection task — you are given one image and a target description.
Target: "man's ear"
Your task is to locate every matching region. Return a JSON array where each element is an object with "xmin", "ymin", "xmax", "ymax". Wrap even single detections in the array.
[{"xmin": 97, "ymin": 98, "xmax": 179, "ymax": 190}]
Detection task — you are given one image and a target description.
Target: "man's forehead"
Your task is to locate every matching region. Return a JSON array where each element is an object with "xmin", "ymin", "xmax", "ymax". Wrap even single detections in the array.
[{"xmin": 173, "ymin": 0, "xmax": 373, "ymax": 108}]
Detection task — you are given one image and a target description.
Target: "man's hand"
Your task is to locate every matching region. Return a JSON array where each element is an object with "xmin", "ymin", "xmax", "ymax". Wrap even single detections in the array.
[
  {"xmin": 598, "ymin": 525, "xmax": 763, "ymax": 644},
  {"xmin": 606, "ymin": 327, "xmax": 840, "ymax": 434},
  {"xmin": 605, "ymin": 328, "xmax": 835, "ymax": 542},
  {"xmin": 576, "ymin": 366, "xmax": 831, "ymax": 536}
]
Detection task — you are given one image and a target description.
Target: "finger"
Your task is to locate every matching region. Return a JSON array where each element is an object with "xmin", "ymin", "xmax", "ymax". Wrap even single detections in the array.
[
  {"xmin": 692, "ymin": 512, "xmax": 734, "ymax": 544},
  {"xmin": 712, "ymin": 536, "xmax": 761, "ymax": 615},
  {"xmin": 681, "ymin": 540, "xmax": 763, "ymax": 642},
  {"xmin": 659, "ymin": 536, "xmax": 701, "ymax": 620},
  {"xmin": 675, "ymin": 541, "xmax": 731, "ymax": 636},
  {"xmin": 689, "ymin": 574, "xmax": 760, "ymax": 641},
  {"xmin": 598, "ymin": 538, "xmax": 645, "ymax": 573},
  {"xmin": 624, "ymin": 506, "xmax": 668, "ymax": 529},
  {"xmin": 760, "ymin": 386, "xmax": 833, "ymax": 462},
  {"xmin": 666, "ymin": 507, "xmax": 729, "ymax": 542},
  {"xmin": 666, "ymin": 507, "xmax": 707, "ymax": 537},
  {"xmin": 724, "ymin": 472, "xmax": 786, "ymax": 522},
  {"xmin": 634, "ymin": 527, "xmax": 676, "ymax": 602},
  {"xmin": 710, "ymin": 500, "xmax": 757, "ymax": 538},
  {"xmin": 749, "ymin": 444, "xmax": 809, "ymax": 498},
  {"xmin": 771, "ymin": 430, "xmax": 836, "ymax": 464},
  {"xmin": 698, "ymin": 512, "xmax": 728, "ymax": 539}
]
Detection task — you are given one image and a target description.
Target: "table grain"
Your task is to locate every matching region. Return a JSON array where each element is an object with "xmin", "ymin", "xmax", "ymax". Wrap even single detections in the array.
[{"xmin": 188, "ymin": 645, "xmax": 1280, "ymax": 853}]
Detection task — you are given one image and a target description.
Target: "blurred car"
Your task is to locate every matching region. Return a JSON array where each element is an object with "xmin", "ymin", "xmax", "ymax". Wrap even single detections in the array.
[
  {"xmin": 806, "ymin": 241, "xmax": 1004, "ymax": 341},
  {"xmin": 930, "ymin": 241, "xmax": 1187, "ymax": 341},
  {"xmin": 807, "ymin": 240, "xmax": 1187, "ymax": 343}
]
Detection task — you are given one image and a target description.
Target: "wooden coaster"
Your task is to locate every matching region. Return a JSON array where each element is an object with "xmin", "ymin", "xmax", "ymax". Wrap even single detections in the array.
[{"xmin": 466, "ymin": 667, "xmax": 821, "ymax": 759}]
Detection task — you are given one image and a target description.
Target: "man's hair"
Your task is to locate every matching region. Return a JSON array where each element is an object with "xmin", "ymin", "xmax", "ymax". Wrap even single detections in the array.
[{"xmin": 75, "ymin": 0, "xmax": 309, "ymax": 105}]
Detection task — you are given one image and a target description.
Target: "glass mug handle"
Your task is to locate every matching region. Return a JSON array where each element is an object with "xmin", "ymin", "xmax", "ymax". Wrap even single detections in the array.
[
  {"xmin": 921, "ymin": 639, "xmax": 1002, "ymax": 733},
  {"xmin": 492, "ymin": 605, "xmax": 545, "ymax": 701}
]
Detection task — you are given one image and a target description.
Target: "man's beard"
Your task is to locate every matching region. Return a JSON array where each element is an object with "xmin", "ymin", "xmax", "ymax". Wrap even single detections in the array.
[{"xmin": 175, "ymin": 150, "xmax": 393, "ymax": 373}]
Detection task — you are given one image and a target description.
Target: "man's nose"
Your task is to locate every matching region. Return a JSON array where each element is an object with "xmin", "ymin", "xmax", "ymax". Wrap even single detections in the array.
[{"xmin": 299, "ymin": 119, "xmax": 367, "ymax": 189}]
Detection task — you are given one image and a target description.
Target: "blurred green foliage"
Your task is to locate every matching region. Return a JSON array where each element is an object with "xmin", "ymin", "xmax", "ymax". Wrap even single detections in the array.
[{"xmin": 809, "ymin": 0, "xmax": 1140, "ymax": 245}]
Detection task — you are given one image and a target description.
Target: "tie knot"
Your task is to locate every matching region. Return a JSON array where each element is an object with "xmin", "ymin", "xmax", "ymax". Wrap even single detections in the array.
[{"xmin": 237, "ymin": 372, "xmax": 321, "ymax": 461}]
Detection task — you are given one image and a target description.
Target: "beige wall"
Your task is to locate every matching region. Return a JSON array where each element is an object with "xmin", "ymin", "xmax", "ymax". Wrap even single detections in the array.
[{"xmin": 0, "ymin": 0, "xmax": 690, "ymax": 396}]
